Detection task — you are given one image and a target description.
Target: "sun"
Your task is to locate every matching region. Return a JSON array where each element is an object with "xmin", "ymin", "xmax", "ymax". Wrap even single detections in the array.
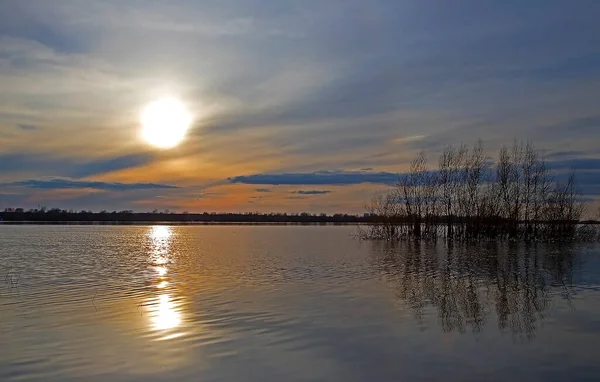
[{"xmin": 140, "ymin": 97, "xmax": 192, "ymax": 148}]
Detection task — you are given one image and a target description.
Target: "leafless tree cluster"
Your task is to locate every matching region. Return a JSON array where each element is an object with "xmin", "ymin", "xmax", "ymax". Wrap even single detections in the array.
[{"xmin": 361, "ymin": 140, "xmax": 595, "ymax": 242}]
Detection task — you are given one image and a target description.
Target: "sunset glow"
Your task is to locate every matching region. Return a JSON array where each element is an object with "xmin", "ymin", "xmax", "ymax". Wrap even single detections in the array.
[
  {"xmin": 0, "ymin": 1, "xmax": 598, "ymax": 214},
  {"xmin": 141, "ymin": 98, "xmax": 192, "ymax": 149}
]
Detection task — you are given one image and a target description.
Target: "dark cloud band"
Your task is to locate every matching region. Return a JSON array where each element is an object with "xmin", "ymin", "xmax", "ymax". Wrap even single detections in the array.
[
  {"xmin": 230, "ymin": 171, "xmax": 398, "ymax": 186},
  {"xmin": 5, "ymin": 178, "xmax": 177, "ymax": 191}
]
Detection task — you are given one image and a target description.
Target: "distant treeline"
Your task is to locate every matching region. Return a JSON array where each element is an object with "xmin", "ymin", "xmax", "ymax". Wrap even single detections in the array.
[
  {"xmin": 361, "ymin": 140, "xmax": 599, "ymax": 242},
  {"xmin": 0, "ymin": 209, "xmax": 367, "ymax": 224}
]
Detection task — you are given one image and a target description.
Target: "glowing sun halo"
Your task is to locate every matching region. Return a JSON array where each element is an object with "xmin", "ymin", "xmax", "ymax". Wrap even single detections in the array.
[{"xmin": 140, "ymin": 97, "xmax": 192, "ymax": 148}]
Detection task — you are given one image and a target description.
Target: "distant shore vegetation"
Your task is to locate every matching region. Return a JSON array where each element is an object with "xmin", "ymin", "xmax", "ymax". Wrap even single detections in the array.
[
  {"xmin": 360, "ymin": 140, "xmax": 600, "ymax": 242},
  {"xmin": 0, "ymin": 209, "xmax": 366, "ymax": 224}
]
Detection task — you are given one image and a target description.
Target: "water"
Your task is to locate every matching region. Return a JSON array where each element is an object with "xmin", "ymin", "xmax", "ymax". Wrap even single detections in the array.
[{"xmin": 1, "ymin": 225, "xmax": 599, "ymax": 381}]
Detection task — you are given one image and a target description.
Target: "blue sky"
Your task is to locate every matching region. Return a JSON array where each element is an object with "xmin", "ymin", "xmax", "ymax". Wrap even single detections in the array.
[{"xmin": 0, "ymin": 1, "xmax": 599, "ymax": 213}]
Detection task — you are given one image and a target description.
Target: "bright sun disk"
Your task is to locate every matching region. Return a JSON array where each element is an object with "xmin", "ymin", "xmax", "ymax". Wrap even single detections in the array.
[{"xmin": 141, "ymin": 97, "xmax": 192, "ymax": 148}]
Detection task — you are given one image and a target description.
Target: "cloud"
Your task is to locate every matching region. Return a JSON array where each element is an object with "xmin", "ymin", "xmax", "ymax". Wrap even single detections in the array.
[
  {"xmin": 545, "ymin": 150, "xmax": 586, "ymax": 159},
  {"xmin": 1, "ymin": 1, "xmax": 600, "ymax": 213},
  {"xmin": 391, "ymin": 135, "xmax": 425, "ymax": 145},
  {"xmin": 230, "ymin": 160, "xmax": 600, "ymax": 196},
  {"xmin": 17, "ymin": 124, "xmax": 38, "ymax": 130},
  {"xmin": 549, "ymin": 158, "xmax": 600, "ymax": 171},
  {"xmin": 553, "ymin": 171, "xmax": 600, "ymax": 196},
  {"xmin": 293, "ymin": 190, "xmax": 331, "ymax": 195},
  {"xmin": 0, "ymin": 153, "xmax": 74, "ymax": 176},
  {"xmin": 229, "ymin": 170, "xmax": 398, "ymax": 186},
  {"xmin": 0, "ymin": 152, "xmax": 153, "ymax": 179},
  {"xmin": 4, "ymin": 178, "xmax": 177, "ymax": 191},
  {"xmin": 72, "ymin": 154, "xmax": 154, "ymax": 177},
  {"xmin": 255, "ymin": 188, "xmax": 271, "ymax": 193}
]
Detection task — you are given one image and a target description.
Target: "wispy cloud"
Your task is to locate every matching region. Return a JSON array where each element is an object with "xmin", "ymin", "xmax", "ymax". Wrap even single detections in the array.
[
  {"xmin": 17, "ymin": 124, "xmax": 38, "ymax": 131},
  {"xmin": 1, "ymin": 1, "xmax": 600, "ymax": 211},
  {"xmin": 72, "ymin": 154, "xmax": 154, "ymax": 178},
  {"xmin": 5, "ymin": 178, "xmax": 177, "ymax": 191},
  {"xmin": 293, "ymin": 190, "xmax": 331, "ymax": 195},
  {"xmin": 549, "ymin": 158, "xmax": 600, "ymax": 171},
  {"xmin": 391, "ymin": 135, "xmax": 425, "ymax": 145},
  {"xmin": 0, "ymin": 152, "xmax": 154, "ymax": 179},
  {"xmin": 545, "ymin": 150, "xmax": 586, "ymax": 159}
]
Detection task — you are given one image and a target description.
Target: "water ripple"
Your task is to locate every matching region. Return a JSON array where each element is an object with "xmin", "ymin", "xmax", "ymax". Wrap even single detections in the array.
[{"xmin": 0, "ymin": 226, "xmax": 599, "ymax": 381}]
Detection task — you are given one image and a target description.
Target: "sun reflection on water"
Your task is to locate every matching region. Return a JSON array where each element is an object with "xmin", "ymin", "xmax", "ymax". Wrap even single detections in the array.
[
  {"xmin": 151, "ymin": 294, "xmax": 181, "ymax": 331},
  {"xmin": 151, "ymin": 225, "xmax": 172, "ymax": 240},
  {"xmin": 144, "ymin": 226, "xmax": 183, "ymax": 333},
  {"xmin": 148, "ymin": 226, "xmax": 172, "ymax": 265}
]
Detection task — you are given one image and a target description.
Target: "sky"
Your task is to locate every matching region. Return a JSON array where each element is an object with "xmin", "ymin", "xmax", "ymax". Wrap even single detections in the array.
[{"xmin": 0, "ymin": 0, "xmax": 599, "ymax": 214}]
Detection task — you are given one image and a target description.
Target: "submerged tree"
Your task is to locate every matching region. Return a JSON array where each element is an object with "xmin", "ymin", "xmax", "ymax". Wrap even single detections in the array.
[{"xmin": 363, "ymin": 139, "xmax": 594, "ymax": 242}]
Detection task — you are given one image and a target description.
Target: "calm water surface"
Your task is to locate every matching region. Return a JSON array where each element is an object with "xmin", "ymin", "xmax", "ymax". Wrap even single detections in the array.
[{"xmin": 1, "ymin": 225, "xmax": 599, "ymax": 381}]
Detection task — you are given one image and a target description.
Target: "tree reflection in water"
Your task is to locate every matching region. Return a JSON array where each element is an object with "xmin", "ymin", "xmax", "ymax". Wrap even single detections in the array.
[{"xmin": 370, "ymin": 241, "xmax": 579, "ymax": 340}]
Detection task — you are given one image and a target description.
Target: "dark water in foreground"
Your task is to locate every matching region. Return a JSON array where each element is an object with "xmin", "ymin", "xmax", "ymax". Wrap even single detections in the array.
[{"xmin": 1, "ymin": 226, "xmax": 599, "ymax": 382}]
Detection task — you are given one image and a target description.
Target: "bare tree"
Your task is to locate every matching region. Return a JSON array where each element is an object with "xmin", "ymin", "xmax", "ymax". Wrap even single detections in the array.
[
  {"xmin": 401, "ymin": 151, "xmax": 429, "ymax": 238},
  {"xmin": 496, "ymin": 145, "xmax": 513, "ymax": 236},
  {"xmin": 438, "ymin": 145, "xmax": 455, "ymax": 238},
  {"xmin": 531, "ymin": 159, "xmax": 552, "ymax": 238},
  {"xmin": 438, "ymin": 144, "xmax": 466, "ymax": 238},
  {"xmin": 544, "ymin": 172, "xmax": 584, "ymax": 239},
  {"xmin": 360, "ymin": 191, "xmax": 406, "ymax": 240},
  {"xmin": 364, "ymin": 139, "xmax": 592, "ymax": 242},
  {"xmin": 463, "ymin": 140, "xmax": 486, "ymax": 238}
]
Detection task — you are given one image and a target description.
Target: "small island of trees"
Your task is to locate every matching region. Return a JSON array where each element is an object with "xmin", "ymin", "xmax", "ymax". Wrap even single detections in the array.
[{"xmin": 361, "ymin": 140, "xmax": 599, "ymax": 242}]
